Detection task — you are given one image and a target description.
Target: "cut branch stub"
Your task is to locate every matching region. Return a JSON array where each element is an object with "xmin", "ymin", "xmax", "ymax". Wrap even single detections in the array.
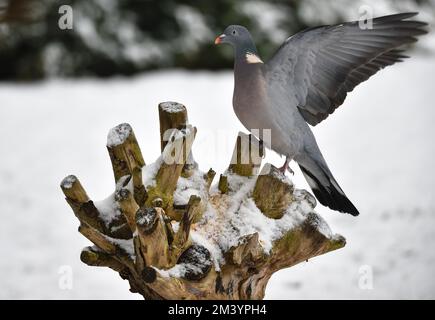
[
  {"xmin": 115, "ymin": 178, "xmax": 139, "ymax": 232},
  {"xmin": 270, "ymin": 212, "xmax": 346, "ymax": 273},
  {"xmin": 177, "ymin": 244, "xmax": 213, "ymax": 281},
  {"xmin": 135, "ymin": 207, "xmax": 171, "ymax": 268},
  {"xmin": 229, "ymin": 132, "xmax": 264, "ymax": 176},
  {"xmin": 158, "ymin": 102, "xmax": 188, "ymax": 151},
  {"xmin": 172, "ymin": 195, "xmax": 201, "ymax": 258},
  {"xmin": 225, "ymin": 233, "xmax": 265, "ymax": 266},
  {"xmin": 133, "ymin": 235, "xmax": 145, "ymax": 272},
  {"xmin": 80, "ymin": 246, "xmax": 125, "ymax": 273},
  {"xmin": 77, "ymin": 223, "xmax": 134, "ymax": 270},
  {"xmin": 61, "ymin": 175, "xmax": 131, "ymax": 239},
  {"xmin": 61, "ymin": 175, "xmax": 88, "ymax": 203},
  {"xmin": 253, "ymin": 164, "xmax": 294, "ymax": 219},
  {"xmin": 61, "ymin": 175, "xmax": 107, "ymax": 235},
  {"xmin": 159, "ymin": 101, "xmax": 197, "ymax": 178},
  {"xmin": 107, "ymin": 123, "xmax": 147, "ymax": 207},
  {"xmin": 204, "ymin": 168, "xmax": 216, "ymax": 191},
  {"xmin": 218, "ymin": 174, "xmax": 228, "ymax": 194},
  {"xmin": 147, "ymin": 125, "xmax": 195, "ymax": 215},
  {"xmin": 78, "ymin": 223, "xmax": 117, "ymax": 255},
  {"xmin": 141, "ymin": 265, "xmax": 218, "ymax": 300}
]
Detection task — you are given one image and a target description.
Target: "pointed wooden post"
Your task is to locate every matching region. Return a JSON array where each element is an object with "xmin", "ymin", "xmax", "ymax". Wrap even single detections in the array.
[
  {"xmin": 158, "ymin": 102, "xmax": 197, "ymax": 177},
  {"xmin": 146, "ymin": 124, "xmax": 196, "ymax": 214},
  {"xmin": 228, "ymin": 132, "xmax": 264, "ymax": 176},
  {"xmin": 107, "ymin": 123, "xmax": 147, "ymax": 207}
]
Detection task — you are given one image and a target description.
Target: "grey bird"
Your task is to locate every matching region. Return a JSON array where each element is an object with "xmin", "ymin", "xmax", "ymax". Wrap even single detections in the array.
[{"xmin": 215, "ymin": 13, "xmax": 427, "ymax": 216}]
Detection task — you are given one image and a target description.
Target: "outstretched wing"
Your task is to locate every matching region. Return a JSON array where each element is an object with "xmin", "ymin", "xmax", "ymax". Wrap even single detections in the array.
[{"xmin": 265, "ymin": 12, "xmax": 427, "ymax": 126}]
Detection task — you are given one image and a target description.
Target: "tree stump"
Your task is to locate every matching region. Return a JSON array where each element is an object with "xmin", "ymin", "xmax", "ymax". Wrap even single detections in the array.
[{"xmin": 61, "ymin": 102, "xmax": 346, "ymax": 300}]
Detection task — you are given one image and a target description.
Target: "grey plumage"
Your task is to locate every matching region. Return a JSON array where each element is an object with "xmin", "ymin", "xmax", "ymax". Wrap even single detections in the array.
[{"xmin": 215, "ymin": 13, "xmax": 427, "ymax": 216}]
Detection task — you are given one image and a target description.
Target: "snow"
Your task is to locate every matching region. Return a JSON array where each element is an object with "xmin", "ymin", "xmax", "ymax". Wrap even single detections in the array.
[
  {"xmin": 135, "ymin": 208, "xmax": 156, "ymax": 227},
  {"xmin": 189, "ymin": 227, "xmax": 223, "ymax": 271},
  {"xmin": 94, "ymin": 193, "xmax": 121, "ymax": 228},
  {"xmin": 117, "ymin": 175, "xmax": 134, "ymax": 193},
  {"xmin": 111, "ymin": 238, "xmax": 135, "ymax": 258},
  {"xmin": 155, "ymin": 261, "xmax": 205, "ymax": 279},
  {"xmin": 305, "ymin": 212, "xmax": 333, "ymax": 238},
  {"xmin": 106, "ymin": 123, "xmax": 132, "ymax": 147},
  {"xmin": 153, "ymin": 263, "xmax": 201, "ymax": 279},
  {"xmin": 260, "ymin": 163, "xmax": 293, "ymax": 186},
  {"xmin": 142, "ymin": 156, "xmax": 162, "ymax": 188},
  {"xmin": 173, "ymin": 169, "xmax": 208, "ymax": 205},
  {"xmin": 190, "ymin": 172, "xmax": 318, "ymax": 260},
  {"xmin": 155, "ymin": 244, "xmax": 213, "ymax": 279},
  {"xmin": 159, "ymin": 101, "xmax": 186, "ymax": 114},
  {"xmin": 1, "ymin": 53, "xmax": 435, "ymax": 299},
  {"xmin": 93, "ymin": 175, "xmax": 134, "ymax": 228},
  {"xmin": 158, "ymin": 264, "xmax": 193, "ymax": 278},
  {"xmin": 61, "ymin": 175, "xmax": 77, "ymax": 189}
]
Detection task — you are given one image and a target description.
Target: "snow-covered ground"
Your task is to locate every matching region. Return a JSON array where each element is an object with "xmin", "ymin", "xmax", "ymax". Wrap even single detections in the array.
[{"xmin": 0, "ymin": 52, "xmax": 434, "ymax": 299}]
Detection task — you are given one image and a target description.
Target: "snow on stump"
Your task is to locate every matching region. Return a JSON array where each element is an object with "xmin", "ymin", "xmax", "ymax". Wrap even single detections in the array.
[{"xmin": 60, "ymin": 102, "xmax": 346, "ymax": 300}]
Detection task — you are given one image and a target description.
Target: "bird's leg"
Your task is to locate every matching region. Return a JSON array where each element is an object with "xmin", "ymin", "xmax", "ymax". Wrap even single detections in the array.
[{"xmin": 279, "ymin": 157, "xmax": 294, "ymax": 175}]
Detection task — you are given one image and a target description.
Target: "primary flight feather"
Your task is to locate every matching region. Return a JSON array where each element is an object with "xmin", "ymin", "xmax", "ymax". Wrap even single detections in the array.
[{"xmin": 215, "ymin": 12, "xmax": 427, "ymax": 216}]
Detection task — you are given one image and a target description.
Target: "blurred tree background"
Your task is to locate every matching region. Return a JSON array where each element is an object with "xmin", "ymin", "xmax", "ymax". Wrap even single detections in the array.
[{"xmin": 0, "ymin": 0, "xmax": 433, "ymax": 81}]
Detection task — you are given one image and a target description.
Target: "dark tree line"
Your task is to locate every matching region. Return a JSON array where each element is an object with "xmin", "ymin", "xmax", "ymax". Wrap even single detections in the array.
[{"xmin": 0, "ymin": 0, "xmax": 431, "ymax": 80}]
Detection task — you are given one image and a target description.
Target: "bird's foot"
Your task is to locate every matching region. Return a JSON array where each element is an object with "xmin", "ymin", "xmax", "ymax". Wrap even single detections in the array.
[
  {"xmin": 278, "ymin": 157, "xmax": 294, "ymax": 175},
  {"xmin": 279, "ymin": 165, "xmax": 294, "ymax": 175}
]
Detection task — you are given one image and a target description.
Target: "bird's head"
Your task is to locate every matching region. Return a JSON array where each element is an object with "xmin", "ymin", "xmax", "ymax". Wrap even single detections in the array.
[
  {"xmin": 215, "ymin": 25, "xmax": 260, "ymax": 62},
  {"xmin": 215, "ymin": 25, "xmax": 254, "ymax": 49}
]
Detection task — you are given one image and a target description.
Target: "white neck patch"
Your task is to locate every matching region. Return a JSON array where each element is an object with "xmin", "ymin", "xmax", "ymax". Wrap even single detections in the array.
[{"xmin": 245, "ymin": 52, "xmax": 263, "ymax": 64}]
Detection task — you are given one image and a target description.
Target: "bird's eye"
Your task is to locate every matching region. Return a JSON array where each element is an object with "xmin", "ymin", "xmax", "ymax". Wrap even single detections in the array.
[{"xmin": 232, "ymin": 30, "xmax": 236, "ymax": 35}]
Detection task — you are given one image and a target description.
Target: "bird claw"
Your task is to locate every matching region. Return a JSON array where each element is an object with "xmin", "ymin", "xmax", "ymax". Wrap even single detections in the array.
[
  {"xmin": 278, "ymin": 164, "xmax": 294, "ymax": 175},
  {"xmin": 278, "ymin": 157, "xmax": 293, "ymax": 175}
]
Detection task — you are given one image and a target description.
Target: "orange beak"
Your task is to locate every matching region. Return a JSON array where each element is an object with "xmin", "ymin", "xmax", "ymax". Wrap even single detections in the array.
[{"xmin": 214, "ymin": 34, "xmax": 225, "ymax": 45}]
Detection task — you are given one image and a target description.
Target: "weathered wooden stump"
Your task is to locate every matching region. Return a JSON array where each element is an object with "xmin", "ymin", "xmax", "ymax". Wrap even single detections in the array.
[{"xmin": 61, "ymin": 101, "xmax": 345, "ymax": 300}]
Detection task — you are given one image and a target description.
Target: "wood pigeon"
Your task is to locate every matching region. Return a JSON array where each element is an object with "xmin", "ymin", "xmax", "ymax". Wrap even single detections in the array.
[{"xmin": 215, "ymin": 12, "xmax": 427, "ymax": 216}]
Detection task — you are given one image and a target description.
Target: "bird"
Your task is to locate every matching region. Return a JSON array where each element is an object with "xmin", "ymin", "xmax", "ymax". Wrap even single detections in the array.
[{"xmin": 215, "ymin": 12, "xmax": 427, "ymax": 216}]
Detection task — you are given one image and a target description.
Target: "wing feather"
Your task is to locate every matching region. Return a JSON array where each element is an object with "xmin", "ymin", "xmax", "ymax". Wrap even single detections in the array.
[{"xmin": 266, "ymin": 12, "xmax": 427, "ymax": 125}]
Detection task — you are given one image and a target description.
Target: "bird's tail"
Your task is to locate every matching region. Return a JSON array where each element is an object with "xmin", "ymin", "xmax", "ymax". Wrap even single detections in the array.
[{"xmin": 298, "ymin": 154, "xmax": 359, "ymax": 216}]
